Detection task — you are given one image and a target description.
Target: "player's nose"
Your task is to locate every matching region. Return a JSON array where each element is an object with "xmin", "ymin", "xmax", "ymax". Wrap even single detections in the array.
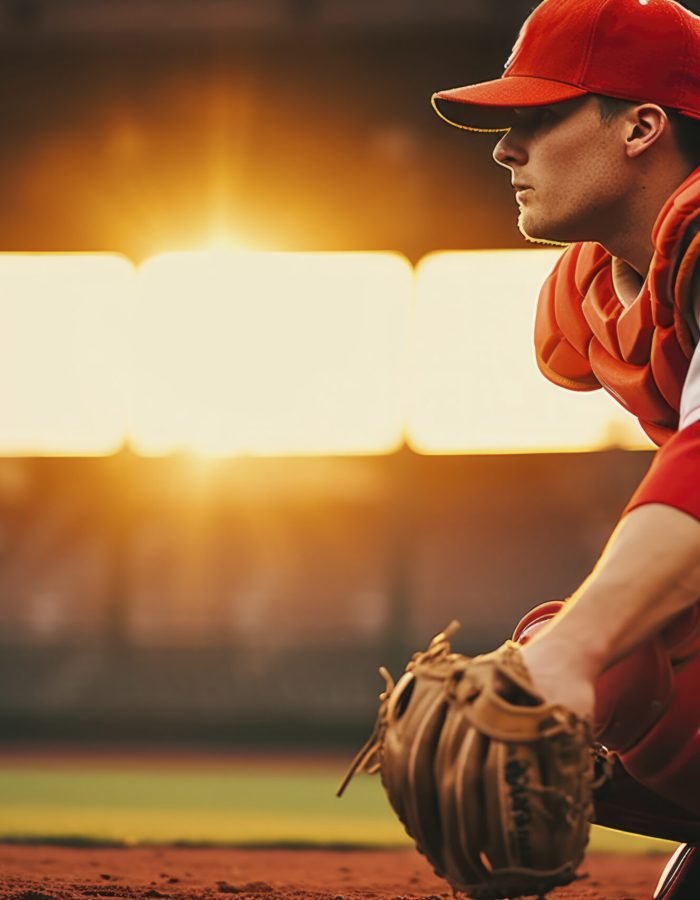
[{"xmin": 492, "ymin": 132, "xmax": 527, "ymax": 168}]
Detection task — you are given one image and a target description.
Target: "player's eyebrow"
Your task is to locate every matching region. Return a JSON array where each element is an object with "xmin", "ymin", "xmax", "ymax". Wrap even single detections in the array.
[{"xmin": 512, "ymin": 107, "xmax": 543, "ymax": 118}]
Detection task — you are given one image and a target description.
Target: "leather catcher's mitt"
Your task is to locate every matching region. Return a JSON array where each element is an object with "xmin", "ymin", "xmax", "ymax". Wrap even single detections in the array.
[{"xmin": 338, "ymin": 621, "xmax": 600, "ymax": 899}]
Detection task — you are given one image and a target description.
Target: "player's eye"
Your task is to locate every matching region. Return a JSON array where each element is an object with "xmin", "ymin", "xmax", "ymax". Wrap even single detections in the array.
[
  {"xmin": 531, "ymin": 109, "xmax": 557, "ymax": 127},
  {"xmin": 513, "ymin": 107, "xmax": 558, "ymax": 129}
]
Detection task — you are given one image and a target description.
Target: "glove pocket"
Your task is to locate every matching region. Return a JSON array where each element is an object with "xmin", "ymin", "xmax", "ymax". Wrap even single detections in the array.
[
  {"xmin": 488, "ymin": 736, "xmax": 588, "ymax": 874},
  {"xmin": 458, "ymin": 680, "xmax": 593, "ymax": 895}
]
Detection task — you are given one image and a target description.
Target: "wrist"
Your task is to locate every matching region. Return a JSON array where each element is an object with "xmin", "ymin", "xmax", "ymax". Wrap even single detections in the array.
[
  {"xmin": 518, "ymin": 637, "xmax": 596, "ymax": 718},
  {"xmin": 518, "ymin": 595, "xmax": 609, "ymax": 680}
]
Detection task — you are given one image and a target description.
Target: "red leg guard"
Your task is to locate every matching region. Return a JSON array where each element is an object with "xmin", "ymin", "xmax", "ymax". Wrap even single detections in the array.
[{"xmin": 594, "ymin": 758, "xmax": 700, "ymax": 843}]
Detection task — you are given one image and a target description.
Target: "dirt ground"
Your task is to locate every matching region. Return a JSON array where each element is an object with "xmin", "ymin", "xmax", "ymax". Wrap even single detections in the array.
[{"xmin": 0, "ymin": 844, "xmax": 667, "ymax": 899}]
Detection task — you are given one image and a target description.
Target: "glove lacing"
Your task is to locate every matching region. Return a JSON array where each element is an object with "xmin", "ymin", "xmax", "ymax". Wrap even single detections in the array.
[{"xmin": 337, "ymin": 621, "xmax": 462, "ymax": 797}]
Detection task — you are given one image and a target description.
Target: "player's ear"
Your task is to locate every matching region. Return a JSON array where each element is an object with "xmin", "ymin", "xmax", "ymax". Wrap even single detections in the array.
[{"xmin": 624, "ymin": 104, "xmax": 668, "ymax": 159}]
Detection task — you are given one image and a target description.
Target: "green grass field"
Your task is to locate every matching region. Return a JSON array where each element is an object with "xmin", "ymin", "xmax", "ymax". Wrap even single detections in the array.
[{"xmin": 0, "ymin": 757, "xmax": 676, "ymax": 855}]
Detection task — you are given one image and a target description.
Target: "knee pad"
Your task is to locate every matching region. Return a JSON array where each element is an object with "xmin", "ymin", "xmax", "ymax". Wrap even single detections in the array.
[
  {"xmin": 593, "ymin": 640, "xmax": 673, "ymax": 751},
  {"xmin": 511, "ymin": 600, "xmax": 565, "ymax": 644},
  {"xmin": 597, "ymin": 605, "xmax": 700, "ymax": 754}
]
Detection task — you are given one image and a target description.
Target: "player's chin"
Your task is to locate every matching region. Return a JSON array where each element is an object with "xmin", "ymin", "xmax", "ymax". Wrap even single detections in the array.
[
  {"xmin": 517, "ymin": 216, "xmax": 547, "ymax": 242},
  {"xmin": 518, "ymin": 215, "xmax": 570, "ymax": 245}
]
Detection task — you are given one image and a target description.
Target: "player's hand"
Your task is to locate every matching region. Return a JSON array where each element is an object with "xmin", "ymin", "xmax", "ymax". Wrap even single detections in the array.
[
  {"xmin": 338, "ymin": 623, "xmax": 597, "ymax": 899},
  {"xmin": 519, "ymin": 636, "xmax": 596, "ymax": 719}
]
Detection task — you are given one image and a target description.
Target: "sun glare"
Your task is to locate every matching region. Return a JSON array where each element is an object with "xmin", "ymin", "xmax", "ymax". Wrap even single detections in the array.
[{"xmin": 200, "ymin": 232, "xmax": 260, "ymax": 255}]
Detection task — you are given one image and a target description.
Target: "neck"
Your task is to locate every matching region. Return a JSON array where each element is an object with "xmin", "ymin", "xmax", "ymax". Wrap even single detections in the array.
[
  {"xmin": 600, "ymin": 163, "xmax": 695, "ymax": 278},
  {"xmin": 602, "ymin": 230, "xmax": 654, "ymax": 278}
]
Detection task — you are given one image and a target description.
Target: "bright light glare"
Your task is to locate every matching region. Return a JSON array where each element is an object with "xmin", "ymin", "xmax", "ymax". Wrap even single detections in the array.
[
  {"xmin": 130, "ymin": 250, "xmax": 412, "ymax": 455},
  {"xmin": 408, "ymin": 250, "xmax": 654, "ymax": 453},
  {"xmin": 0, "ymin": 254, "xmax": 133, "ymax": 455},
  {"xmin": 199, "ymin": 233, "xmax": 259, "ymax": 254}
]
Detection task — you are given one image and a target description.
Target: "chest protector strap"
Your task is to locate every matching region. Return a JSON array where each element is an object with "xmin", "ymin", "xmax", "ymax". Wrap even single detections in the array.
[{"xmin": 534, "ymin": 167, "xmax": 700, "ymax": 446}]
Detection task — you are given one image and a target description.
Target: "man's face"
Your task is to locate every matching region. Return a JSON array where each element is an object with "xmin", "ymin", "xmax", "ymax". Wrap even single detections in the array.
[{"xmin": 492, "ymin": 96, "xmax": 630, "ymax": 245}]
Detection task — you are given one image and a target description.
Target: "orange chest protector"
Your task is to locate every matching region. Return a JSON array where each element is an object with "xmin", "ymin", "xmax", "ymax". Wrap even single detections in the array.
[{"xmin": 534, "ymin": 168, "xmax": 700, "ymax": 446}]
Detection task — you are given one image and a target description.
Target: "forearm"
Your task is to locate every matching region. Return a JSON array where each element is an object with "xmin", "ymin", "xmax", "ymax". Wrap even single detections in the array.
[
  {"xmin": 524, "ymin": 420, "xmax": 700, "ymax": 682},
  {"xmin": 517, "ymin": 423, "xmax": 700, "ymax": 716},
  {"xmin": 525, "ymin": 503, "xmax": 700, "ymax": 679}
]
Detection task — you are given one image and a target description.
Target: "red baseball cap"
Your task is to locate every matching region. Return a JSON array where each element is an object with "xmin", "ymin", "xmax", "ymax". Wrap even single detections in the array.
[{"xmin": 432, "ymin": 0, "xmax": 700, "ymax": 131}]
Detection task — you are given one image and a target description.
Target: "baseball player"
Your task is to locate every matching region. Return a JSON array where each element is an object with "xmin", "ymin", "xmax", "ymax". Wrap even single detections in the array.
[{"xmin": 431, "ymin": 0, "xmax": 700, "ymax": 896}]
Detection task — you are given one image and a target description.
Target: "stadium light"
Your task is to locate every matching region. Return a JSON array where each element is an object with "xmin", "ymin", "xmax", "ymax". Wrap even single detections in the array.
[
  {"xmin": 130, "ymin": 249, "xmax": 412, "ymax": 456},
  {"xmin": 407, "ymin": 250, "xmax": 654, "ymax": 453},
  {"xmin": 0, "ymin": 254, "xmax": 133, "ymax": 455}
]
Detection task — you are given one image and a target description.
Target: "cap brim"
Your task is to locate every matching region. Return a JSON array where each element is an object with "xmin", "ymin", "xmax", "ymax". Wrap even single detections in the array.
[{"xmin": 432, "ymin": 76, "xmax": 589, "ymax": 132}]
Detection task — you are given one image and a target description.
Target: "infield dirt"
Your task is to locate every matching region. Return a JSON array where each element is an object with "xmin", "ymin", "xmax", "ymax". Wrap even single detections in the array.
[{"xmin": 0, "ymin": 844, "xmax": 666, "ymax": 899}]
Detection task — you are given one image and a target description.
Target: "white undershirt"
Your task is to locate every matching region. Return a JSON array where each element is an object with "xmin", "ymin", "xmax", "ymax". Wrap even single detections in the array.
[
  {"xmin": 611, "ymin": 257, "xmax": 700, "ymax": 431},
  {"xmin": 679, "ymin": 320, "xmax": 700, "ymax": 430}
]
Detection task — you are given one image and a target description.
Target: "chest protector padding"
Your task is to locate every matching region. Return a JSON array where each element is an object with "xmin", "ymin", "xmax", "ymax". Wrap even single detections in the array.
[{"xmin": 534, "ymin": 168, "xmax": 700, "ymax": 447}]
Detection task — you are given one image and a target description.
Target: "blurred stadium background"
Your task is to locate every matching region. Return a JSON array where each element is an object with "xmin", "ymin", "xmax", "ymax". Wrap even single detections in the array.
[{"xmin": 0, "ymin": 0, "xmax": 693, "ymax": 852}]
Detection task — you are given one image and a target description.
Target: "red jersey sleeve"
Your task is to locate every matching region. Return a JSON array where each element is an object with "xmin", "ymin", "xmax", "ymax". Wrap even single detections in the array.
[{"xmin": 624, "ymin": 420, "xmax": 700, "ymax": 520}]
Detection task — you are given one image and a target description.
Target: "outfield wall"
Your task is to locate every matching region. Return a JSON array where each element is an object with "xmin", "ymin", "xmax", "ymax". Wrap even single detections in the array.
[{"xmin": 0, "ymin": 448, "xmax": 652, "ymax": 746}]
